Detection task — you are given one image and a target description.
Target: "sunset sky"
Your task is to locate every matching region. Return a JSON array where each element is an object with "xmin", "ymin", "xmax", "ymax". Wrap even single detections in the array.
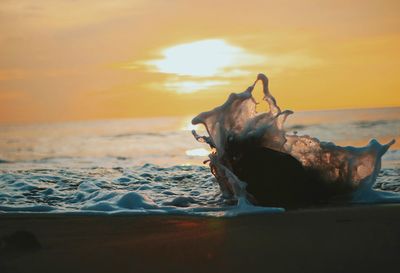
[{"xmin": 1, "ymin": 0, "xmax": 399, "ymax": 124}]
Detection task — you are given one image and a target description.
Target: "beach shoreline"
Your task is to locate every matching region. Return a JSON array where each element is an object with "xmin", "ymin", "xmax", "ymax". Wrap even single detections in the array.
[{"xmin": 1, "ymin": 204, "xmax": 400, "ymax": 273}]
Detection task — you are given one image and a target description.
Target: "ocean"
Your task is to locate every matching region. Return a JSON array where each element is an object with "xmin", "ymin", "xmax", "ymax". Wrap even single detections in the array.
[{"xmin": 0, "ymin": 107, "xmax": 399, "ymax": 215}]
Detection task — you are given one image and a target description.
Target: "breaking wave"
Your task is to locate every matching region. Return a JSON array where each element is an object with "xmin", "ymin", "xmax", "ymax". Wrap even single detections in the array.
[
  {"xmin": 0, "ymin": 74, "xmax": 399, "ymax": 216},
  {"xmin": 192, "ymin": 74, "xmax": 399, "ymax": 210}
]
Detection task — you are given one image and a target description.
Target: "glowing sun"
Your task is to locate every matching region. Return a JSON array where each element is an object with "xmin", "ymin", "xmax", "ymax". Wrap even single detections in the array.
[{"xmin": 144, "ymin": 39, "xmax": 263, "ymax": 93}]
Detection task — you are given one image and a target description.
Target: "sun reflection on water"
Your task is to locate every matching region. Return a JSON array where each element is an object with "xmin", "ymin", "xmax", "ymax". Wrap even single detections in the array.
[{"xmin": 185, "ymin": 148, "xmax": 210, "ymax": 157}]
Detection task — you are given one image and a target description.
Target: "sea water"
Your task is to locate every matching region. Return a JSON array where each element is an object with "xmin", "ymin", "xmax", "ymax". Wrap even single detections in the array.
[
  {"xmin": 0, "ymin": 104, "xmax": 399, "ymax": 215},
  {"xmin": 192, "ymin": 74, "xmax": 399, "ymax": 208}
]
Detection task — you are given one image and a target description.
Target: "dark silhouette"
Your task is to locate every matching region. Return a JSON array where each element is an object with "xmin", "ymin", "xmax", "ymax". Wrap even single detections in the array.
[{"xmin": 226, "ymin": 136, "xmax": 352, "ymax": 209}]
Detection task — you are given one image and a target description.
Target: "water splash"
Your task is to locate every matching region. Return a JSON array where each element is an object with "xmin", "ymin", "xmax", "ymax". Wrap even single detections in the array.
[{"xmin": 192, "ymin": 73, "xmax": 397, "ymax": 210}]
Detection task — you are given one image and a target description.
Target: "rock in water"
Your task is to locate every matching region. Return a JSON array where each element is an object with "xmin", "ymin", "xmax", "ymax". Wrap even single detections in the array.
[{"xmin": 191, "ymin": 73, "xmax": 395, "ymax": 209}]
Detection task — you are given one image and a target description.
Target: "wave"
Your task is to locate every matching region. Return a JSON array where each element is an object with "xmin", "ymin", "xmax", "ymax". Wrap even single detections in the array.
[
  {"xmin": 192, "ymin": 73, "xmax": 399, "ymax": 209},
  {"xmin": 0, "ymin": 163, "xmax": 398, "ymax": 216},
  {"xmin": 109, "ymin": 132, "xmax": 167, "ymax": 138},
  {"xmin": 0, "ymin": 159, "xmax": 12, "ymax": 163},
  {"xmin": 0, "ymin": 164, "xmax": 266, "ymax": 216},
  {"xmin": 354, "ymin": 120, "xmax": 390, "ymax": 128}
]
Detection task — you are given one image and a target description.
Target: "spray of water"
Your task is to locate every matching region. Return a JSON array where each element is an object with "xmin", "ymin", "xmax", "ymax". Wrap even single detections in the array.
[{"xmin": 192, "ymin": 74, "xmax": 397, "ymax": 209}]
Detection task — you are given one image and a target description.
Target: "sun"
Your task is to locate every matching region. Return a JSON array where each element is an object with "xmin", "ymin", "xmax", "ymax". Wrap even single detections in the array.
[
  {"xmin": 147, "ymin": 39, "xmax": 247, "ymax": 77},
  {"xmin": 141, "ymin": 39, "xmax": 263, "ymax": 93}
]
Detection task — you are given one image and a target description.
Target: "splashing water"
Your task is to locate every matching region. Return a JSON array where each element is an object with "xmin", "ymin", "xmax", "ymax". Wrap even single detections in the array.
[
  {"xmin": 0, "ymin": 76, "xmax": 399, "ymax": 216},
  {"xmin": 192, "ymin": 73, "xmax": 398, "ymax": 210}
]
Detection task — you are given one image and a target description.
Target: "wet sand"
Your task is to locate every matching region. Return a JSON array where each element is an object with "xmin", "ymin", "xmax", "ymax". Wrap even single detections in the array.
[{"xmin": 1, "ymin": 205, "xmax": 400, "ymax": 273}]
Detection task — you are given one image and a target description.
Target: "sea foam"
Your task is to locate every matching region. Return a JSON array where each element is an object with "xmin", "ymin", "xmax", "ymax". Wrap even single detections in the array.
[
  {"xmin": 192, "ymin": 74, "xmax": 398, "ymax": 210},
  {"xmin": 0, "ymin": 75, "xmax": 399, "ymax": 216}
]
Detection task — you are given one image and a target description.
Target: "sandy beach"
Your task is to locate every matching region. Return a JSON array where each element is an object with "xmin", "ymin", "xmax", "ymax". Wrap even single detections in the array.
[{"xmin": 1, "ymin": 205, "xmax": 400, "ymax": 273}]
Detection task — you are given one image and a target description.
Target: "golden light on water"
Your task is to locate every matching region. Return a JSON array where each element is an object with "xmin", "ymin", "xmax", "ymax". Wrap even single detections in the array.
[
  {"xmin": 180, "ymin": 118, "xmax": 200, "ymax": 131},
  {"xmin": 185, "ymin": 148, "xmax": 210, "ymax": 157}
]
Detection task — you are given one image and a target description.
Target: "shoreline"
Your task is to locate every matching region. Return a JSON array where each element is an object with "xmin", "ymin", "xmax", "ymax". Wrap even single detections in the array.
[{"xmin": 1, "ymin": 204, "xmax": 400, "ymax": 273}]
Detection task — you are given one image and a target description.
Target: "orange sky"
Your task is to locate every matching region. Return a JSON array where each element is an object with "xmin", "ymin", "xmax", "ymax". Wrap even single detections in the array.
[{"xmin": 1, "ymin": 0, "xmax": 399, "ymax": 124}]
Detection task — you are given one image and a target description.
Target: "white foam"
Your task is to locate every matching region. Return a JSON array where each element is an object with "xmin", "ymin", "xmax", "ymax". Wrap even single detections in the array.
[
  {"xmin": 0, "ymin": 205, "xmax": 55, "ymax": 212},
  {"xmin": 223, "ymin": 197, "xmax": 284, "ymax": 217},
  {"xmin": 116, "ymin": 192, "xmax": 158, "ymax": 209},
  {"xmin": 192, "ymin": 73, "xmax": 399, "ymax": 207}
]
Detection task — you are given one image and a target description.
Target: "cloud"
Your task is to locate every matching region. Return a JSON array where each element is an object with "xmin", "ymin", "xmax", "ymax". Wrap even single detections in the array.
[{"xmin": 130, "ymin": 38, "xmax": 320, "ymax": 93}]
